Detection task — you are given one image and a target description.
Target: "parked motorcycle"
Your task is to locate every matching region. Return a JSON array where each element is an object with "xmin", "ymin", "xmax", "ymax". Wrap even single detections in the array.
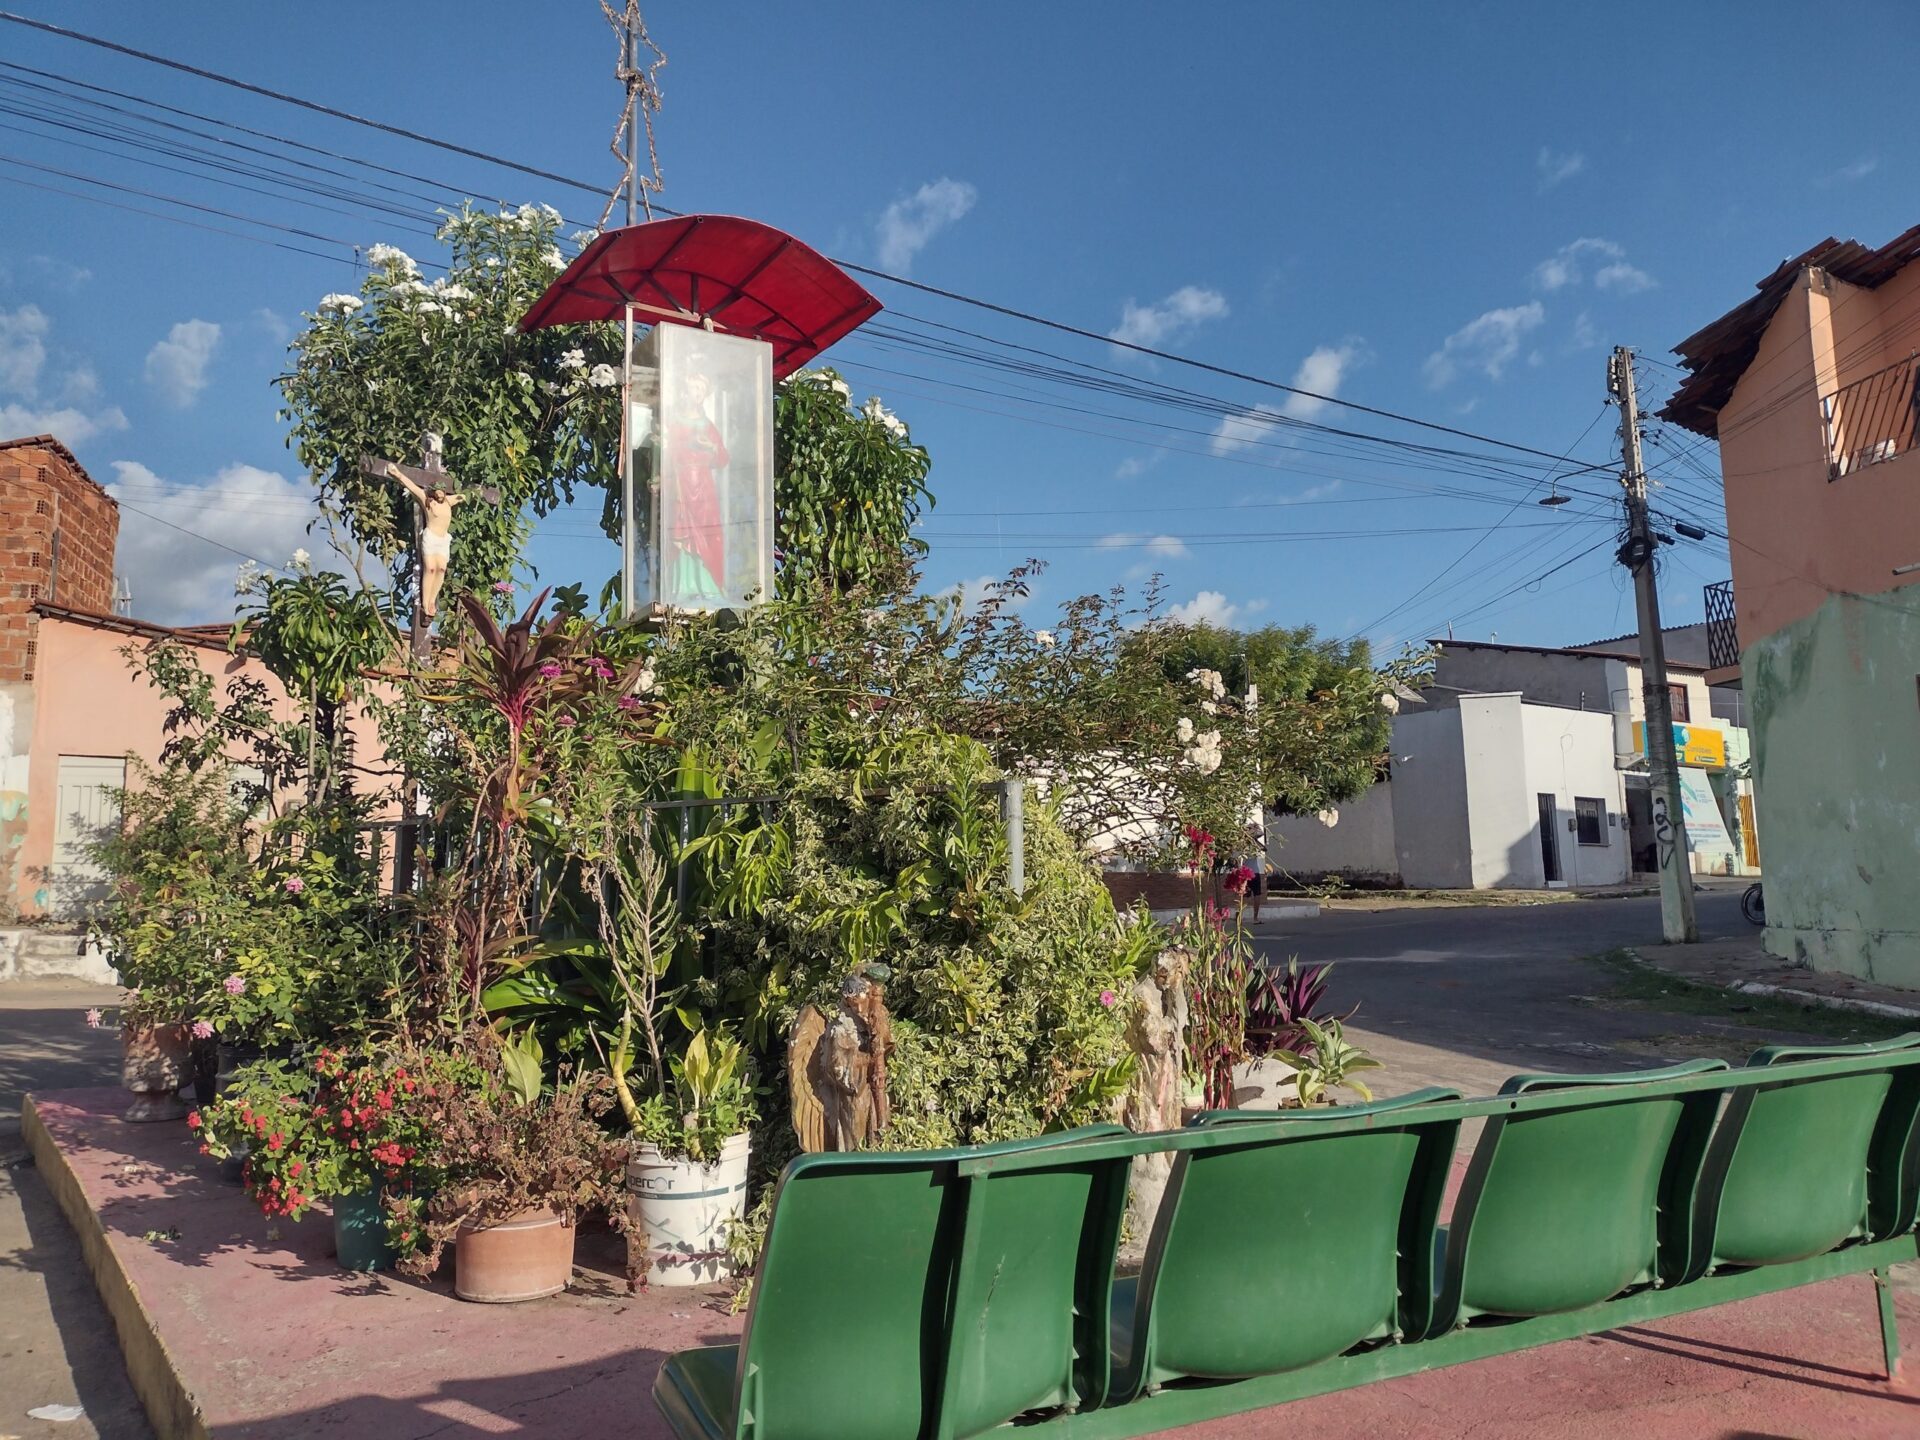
[{"xmin": 1741, "ymin": 882, "xmax": 1765, "ymax": 927}]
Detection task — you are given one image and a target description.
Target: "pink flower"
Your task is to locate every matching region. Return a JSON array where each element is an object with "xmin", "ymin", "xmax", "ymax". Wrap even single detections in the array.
[
  {"xmin": 555, "ymin": 713, "xmax": 576, "ymax": 728},
  {"xmin": 223, "ymin": 974, "xmax": 246, "ymax": 996},
  {"xmin": 617, "ymin": 695, "xmax": 641, "ymax": 711},
  {"xmin": 1099, "ymin": 989, "xmax": 1118, "ymax": 1009},
  {"xmin": 538, "ymin": 662, "xmax": 563, "ymax": 679},
  {"xmin": 84, "ymin": 1008, "xmax": 103, "ymax": 1029},
  {"xmin": 282, "ymin": 875, "xmax": 305, "ymax": 894},
  {"xmin": 492, "ymin": 580, "xmax": 515, "ymax": 595},
  {"xmin": 587, "ymin": 657, "xmax": 614, "ymax": 680},
  {"xmin": 191, "ymin": 1020, "xmax": 215, "ymax": 1041}
]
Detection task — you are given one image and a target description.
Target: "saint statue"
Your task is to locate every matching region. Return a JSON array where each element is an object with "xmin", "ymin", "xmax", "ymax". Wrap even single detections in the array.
[
  {"xmin": 665, "ymin": 370, "xmax": 729, "ymax": 602},
  {"xmin": 788, "ymin": 964, "xmax": 895, "ymax": 1152}
]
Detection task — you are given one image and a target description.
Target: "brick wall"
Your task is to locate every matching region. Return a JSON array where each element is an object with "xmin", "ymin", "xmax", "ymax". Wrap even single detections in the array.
[{"xmin": 0, "ymin": 440, "xmax": 119, "ymax": 683}]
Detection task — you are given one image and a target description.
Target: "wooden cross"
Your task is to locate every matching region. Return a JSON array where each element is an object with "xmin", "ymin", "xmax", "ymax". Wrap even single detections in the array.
[{"xmin": 360, "ymin": 434, "xmax": 502, "ymax": 659}]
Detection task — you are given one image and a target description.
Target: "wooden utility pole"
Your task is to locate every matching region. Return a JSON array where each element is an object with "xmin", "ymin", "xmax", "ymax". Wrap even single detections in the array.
[{"xmin": 1611, "ymin": 346, "xmax": 1698, "ymax": 943}]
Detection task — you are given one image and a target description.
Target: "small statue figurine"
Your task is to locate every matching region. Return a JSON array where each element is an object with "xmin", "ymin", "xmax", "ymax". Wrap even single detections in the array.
[
  {"xmin": 789, "ymin": 963, "xmax": 895, "ymax": 1153},
  {"xmin": 1119, "ymin": 946, "xmax": 1190, "ymax": 1261}
]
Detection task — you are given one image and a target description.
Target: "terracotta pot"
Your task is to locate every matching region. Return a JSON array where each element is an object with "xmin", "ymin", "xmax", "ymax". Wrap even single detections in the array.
[
  {"xmin": 453, "ymin": 1206, "xmax": 575, "ymax": 1303},
  {"xmin": 121, "ymin": 1023, "xmax": 190, "ymax": 1122}
]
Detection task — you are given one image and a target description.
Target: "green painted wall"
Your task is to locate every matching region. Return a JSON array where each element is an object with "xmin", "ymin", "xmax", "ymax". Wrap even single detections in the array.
[{"xmin": 1747, "ymin": 591, "xmax": 1920, "ymax": 988}]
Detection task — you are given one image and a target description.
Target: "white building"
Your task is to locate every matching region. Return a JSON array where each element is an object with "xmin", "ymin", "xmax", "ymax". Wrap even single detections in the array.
[
  {"xmin": 1269, "ymin": 632, "xmax": 1760, "ymax": 890},
  {"xmin": 1270, "ymin": 694, "xmax": 1628, "ymax": 890}
]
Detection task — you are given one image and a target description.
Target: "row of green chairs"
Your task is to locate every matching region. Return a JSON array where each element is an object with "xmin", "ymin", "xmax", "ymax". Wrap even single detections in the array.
[{"xmin": 654, "ymin": 1035, "xmax": 1920, "ymax": 1440}]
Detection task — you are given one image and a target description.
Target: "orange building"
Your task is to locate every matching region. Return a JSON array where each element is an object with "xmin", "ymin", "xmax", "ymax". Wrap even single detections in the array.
[{"xmin": 1661, "ymin": 228, "xmax": 1920, "ymax": 985}]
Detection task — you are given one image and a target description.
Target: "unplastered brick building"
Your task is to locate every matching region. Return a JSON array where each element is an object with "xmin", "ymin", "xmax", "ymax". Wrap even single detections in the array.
[{"xmin": 0, "ymin": 434, "xmax": 119, "ymax": 682}]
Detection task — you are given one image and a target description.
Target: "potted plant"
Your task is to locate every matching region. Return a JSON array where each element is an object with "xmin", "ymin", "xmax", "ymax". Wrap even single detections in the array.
[
  {"xmin": 626, "ymin": 1025, "xmax": 756, "ymax": 1288},
  {"xmin": 194, "ymin": 1047, "xmax": 450, "ymax": 1272},
  {"xmin": 392, "ymin": 1035, "xmax": 629, "ymax": 1303}
]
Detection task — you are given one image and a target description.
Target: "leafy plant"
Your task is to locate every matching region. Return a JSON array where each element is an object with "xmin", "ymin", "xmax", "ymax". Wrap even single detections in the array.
[
  {"xmin": 388, "ymin": 1036, "xmax": 630, "ymax": 1279},
  {"xmin": 633, "ymin": 1025, "xmax": 755, "ymax": 1163},
  {"xmin": 1182, "ymin": 903, "xmax": 1251, "ymax": 1111},
  {"xmin": 1245, "ymin": 957, "xmax": 1351, "ymax": 1058},
  {"xmin": 1262, "ymin": 1017, "xmax": 1383, "ymax": 1105}
]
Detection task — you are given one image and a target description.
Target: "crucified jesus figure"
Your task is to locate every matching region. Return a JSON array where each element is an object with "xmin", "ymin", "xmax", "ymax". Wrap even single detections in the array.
[{"xmin": 371, "ymin": 433, "xmax": 465, "ymax": 619}]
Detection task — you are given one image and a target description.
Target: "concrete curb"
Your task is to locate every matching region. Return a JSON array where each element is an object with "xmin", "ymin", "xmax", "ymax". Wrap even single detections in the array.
[
  {"xmin": 1726, "ymin": 980, "xmax": 1920, "ymax": 1022},
  {"xmin": 20, "ymin": 1094, "xmax": 210, "ymax": 1440},
  {"xmin": 1147, "ymin": 902, "xmax": 1320, "ymax": 925}
]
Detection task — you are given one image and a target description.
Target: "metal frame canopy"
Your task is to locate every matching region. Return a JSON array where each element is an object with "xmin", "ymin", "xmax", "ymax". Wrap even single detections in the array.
[{"xmin": 517, "ymin": 213, "xmax": 880, "ymax": 375}]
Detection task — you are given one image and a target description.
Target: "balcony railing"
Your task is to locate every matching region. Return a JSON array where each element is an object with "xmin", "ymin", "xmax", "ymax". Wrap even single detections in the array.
[
  {"xmin": 1704, "ymin": 579, "xmax": 1738, "ymax": 670},
  {"xmin": 1822, "ymin": 352, "xmax": 1920, "ymax": 480}
]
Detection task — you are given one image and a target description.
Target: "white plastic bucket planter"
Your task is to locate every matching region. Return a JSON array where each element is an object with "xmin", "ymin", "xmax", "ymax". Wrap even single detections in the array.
[{"xmin": 627, "ymin": 1132, "xmax": 750, "ymax": 1287}]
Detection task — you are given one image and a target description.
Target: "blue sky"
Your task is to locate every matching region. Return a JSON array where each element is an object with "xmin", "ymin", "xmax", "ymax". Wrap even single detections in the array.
[{"xmin": 1, "ymin": 2, "xmax": 1914, "ymax": 649}]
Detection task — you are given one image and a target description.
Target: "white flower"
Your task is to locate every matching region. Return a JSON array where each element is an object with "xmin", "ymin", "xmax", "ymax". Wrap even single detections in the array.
[
  {"xmin": 830, "ymin": 376, "xmax": 852, "ymax": 400},
  {"xmin": 417, "ymin": 301, "xmax": 446, "ymax": 316},
  {"xmin": 635, "ymin": 666, "xmax": 656, "ymax": 695},
  {"xmin": 389, "ymin": 279, "xmax": 430, "ymax": 297},
  {"xmin": 233, "ymin": 560, "xmax": 259, "ymax": 593},
  {"xmin": 1176, "ymin": 717, "xmax": 1195, "ymax": 743},
  {"xmin": 483, "ymin": 256, "xmax": 502, "ymax": 268},
  {"xmin": 884, "ymin": 416, "xmax": 908, "ymax": 439},
  {"xmin": 317, "ymin": 293, "xmax": 363, "ymax": 314},
  {"xmin": 289, "ymin": 547, "xmax": 311, "ymax": 570},
  {"xmin": 537, "ymin": 204, "xmax": 562, "ymax": 224},
  {"xmin": 366, "ymin": 243, "xmax": 416, "ymax": 274},
  {"xmin": 560, "ymin": 348, "xmax": 587, "ymax": 371},
  {"xmin": 1033, "ymin": 629, "xmax": 1055, "ymax": 648},
  {"xmin": 587, "ymin": 363, "xmax": 619, "ymax": 389},
  {"xmin": 436, "ymin": 283, "xmax": 473, "ymax": 301},
  {"xmin": 571, "ymin": 228, "xmax": 601, "ymax": 248},
  {"xmin": 1200, "ymin": 700, "xmax": 1217, "ymax": 715},
  {"xmin": 541, "ymin": 245, "xmax": 565, "ymax": 269},
  {"xmin": 1316, "ymin": 807, "xmax": 1340, "ymax": 828},
  {"xmin": 1380, "ymin": 691, "xmax": 1401, "ymax": 714}
]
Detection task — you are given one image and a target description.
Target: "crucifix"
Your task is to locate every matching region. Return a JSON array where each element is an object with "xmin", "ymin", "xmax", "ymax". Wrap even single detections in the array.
[{"xmin": 360, "ymin": 433, "xmax": 500, "ymax": 660}]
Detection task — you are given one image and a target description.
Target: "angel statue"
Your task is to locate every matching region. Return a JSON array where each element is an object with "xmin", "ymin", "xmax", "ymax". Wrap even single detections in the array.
[{"xmin": 789, "ymin": 963, "xmax": 896, "ymax": 1152}]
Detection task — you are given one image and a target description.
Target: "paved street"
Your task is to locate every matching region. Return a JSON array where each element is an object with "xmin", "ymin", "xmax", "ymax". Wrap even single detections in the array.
[{"xmin": 0, "ymin": 980, "xmax": 151, "ymax": 1440}]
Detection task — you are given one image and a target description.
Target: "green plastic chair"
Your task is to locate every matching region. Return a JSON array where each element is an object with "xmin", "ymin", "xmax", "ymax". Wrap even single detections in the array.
[
  {"xmin": 1112, "ymin": 1088, "xmax": 1463, "ymax": 1400},
  {"xmin": 1433, "ymin": 1059, "xmax": 1729, "ymax": 1331},
  {"xmin": 651, "ymin": 1123, "xmax": 1131, "ymax": 1440},
  {"xmin": 1690, "ymin": 1033, "xmax": 1920, "ymax": 1276}
]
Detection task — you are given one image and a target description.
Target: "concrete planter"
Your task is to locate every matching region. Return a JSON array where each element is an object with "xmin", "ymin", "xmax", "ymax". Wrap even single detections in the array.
[
  {"xmin": 453, "ymin": 1206, "xmax": 575, "ymax": 1303},
  {"xmin": 1231, "ymin": 1055, "xmax": 1303, "ymax": 1111},
  {"xmin": 121, "ymin": 1023, "xmax": 190, "ymax": 1122}
]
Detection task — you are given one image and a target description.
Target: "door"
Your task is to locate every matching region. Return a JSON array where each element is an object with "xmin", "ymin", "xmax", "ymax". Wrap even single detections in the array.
[
  {"xmin": 50, "ymin": 756, "xmax": 125, "ymax": 914},
  {"xmin": 1738, "ymin": 791, "xmax": 1761, "ymax": 869},
  {"xmin": 1537, "ymin": 793, "xmax": 1562, "ymax": 885}
]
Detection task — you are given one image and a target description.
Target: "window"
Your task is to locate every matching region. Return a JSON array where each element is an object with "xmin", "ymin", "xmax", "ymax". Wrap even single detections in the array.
[
  {"xmin": 1667, "ymin": 683, "xmax": 1691, "ymax": 723},
  {"xmin": 1575, "ymin": 797, "xmax": 1608, "ymax": 846}
]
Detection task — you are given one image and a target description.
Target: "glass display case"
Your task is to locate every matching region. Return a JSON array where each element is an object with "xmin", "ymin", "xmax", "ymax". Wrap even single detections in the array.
[{"xmin": 626, "ymin": 323, "xmax": 774, "ymax": 613}]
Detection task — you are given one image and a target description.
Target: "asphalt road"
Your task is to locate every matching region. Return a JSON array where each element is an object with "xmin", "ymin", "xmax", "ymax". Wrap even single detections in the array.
[
  {"xmin": 0, "ymin": 979, "xmax": 151, "ymax": 1440},
  {"xmin": 1250, "ymin": 884, "xmax": 1762, "ymax": 1084}
]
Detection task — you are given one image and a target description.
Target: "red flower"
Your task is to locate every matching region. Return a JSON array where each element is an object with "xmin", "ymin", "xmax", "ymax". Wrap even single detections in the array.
[
  {"xmin": 289, "ymin": 1160, "xmax": 304, "ymax": 1177},
  {"xmin": 338, "ymin": 1110, "xmax": 354, "ymax": 1129},
  {"xmin": 186, "ymin": 1111, "xmax": 203, "ymax": 1131},
  {"xmin": 267, "ymin": 1133, "xmax": 285, "ymax": 1152},
  {"xmin": 1224, "ymin": 865, "xmax": 1255, "ymax": 896}
]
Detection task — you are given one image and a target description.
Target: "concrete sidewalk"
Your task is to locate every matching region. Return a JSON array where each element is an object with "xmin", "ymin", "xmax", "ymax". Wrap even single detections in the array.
[{"xmin": 1631, "ymin": 934, "xmax": 1920, "ymax": 1020}]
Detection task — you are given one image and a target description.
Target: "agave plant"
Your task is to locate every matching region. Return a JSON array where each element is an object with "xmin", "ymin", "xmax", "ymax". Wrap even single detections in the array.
[{"xmin": 1262, "ymin": 1017, "xmax": 1382, "ymax": 1106}]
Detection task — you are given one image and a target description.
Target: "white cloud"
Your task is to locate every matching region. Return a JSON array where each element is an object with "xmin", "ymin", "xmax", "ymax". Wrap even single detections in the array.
[
  {"xmin": 144, "ymin": 319, "xmax": 222, "ymax": 408},
  {"xmin": 1109, "ymin": 285, "xmax": 1229, "ymax": 349},
  {"xmin": 1423, "ymin": 303, "xmax": 1546, "ymax": 388},
  {"xmin": 1594, "ymin": 261, "xmax": 1656, "ymax": 294},
  {"xmin": 944, "ymin": 573, "xmax": 1031, "ymax": 612},
  {"xmin": 1096, "ymin": 532, "xmax": 1189, "ymax": 559},
  {"xmin": 1536, "ymin": 147, "xmax": 1586, "ymax": 191},
  {"xmin": 1211, "ymin": 339, "xmax": 1366, "ymax": 453},
  {"xmin": 1823, "ymin": 156, "xmax": 1878, "ymax": 185},
  {"xmin": 1115, "ymin": 453, "xmax": 1159, "ymax": 480},
  {"xmin": 0, "ymin": 304, "xmax": 49, "ymax": 393},
  {"xmin": 874, "ymin": 178, "xmax": 977, "ymax": 273},
  {"xmin": 1169, "ymin": 590, "xmax": 1245, "ymax": 627},
  {"xmin": 106, "ymin": 459, "xmax": 340, "ymax": 623},
  {"xmin": 0, "ymin": 402, "xmax": 127, "ymax": 444},
  {"xmin": 1532, "ymin": 238, "xmax": 1655, "ymax": 295},
  {"xmin": 254, "ymin": 308, "xmax": 292, "ymax": 344}
]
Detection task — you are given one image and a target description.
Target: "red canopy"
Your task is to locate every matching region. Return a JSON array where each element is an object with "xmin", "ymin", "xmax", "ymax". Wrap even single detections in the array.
[{"xmin": 517, "ymin": 214, "xmax": 880, "ymax": 377}]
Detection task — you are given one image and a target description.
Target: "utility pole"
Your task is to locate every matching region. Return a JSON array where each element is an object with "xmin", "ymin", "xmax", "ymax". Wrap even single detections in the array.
[{"xmin": 1610, "ymin": 346, "xmax": 1698, "ymax": 943}]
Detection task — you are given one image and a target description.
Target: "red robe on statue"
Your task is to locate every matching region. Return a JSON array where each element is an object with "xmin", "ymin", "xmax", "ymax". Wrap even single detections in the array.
[{"xmin": 666, "ymin": 417, "xmax": 729, "ymax": 591}]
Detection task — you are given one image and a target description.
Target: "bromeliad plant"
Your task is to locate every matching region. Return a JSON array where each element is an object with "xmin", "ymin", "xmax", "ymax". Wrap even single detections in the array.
[{"xmin": 1261, "ymin": 1017, "xmax": 1383, "ymax": 1106}]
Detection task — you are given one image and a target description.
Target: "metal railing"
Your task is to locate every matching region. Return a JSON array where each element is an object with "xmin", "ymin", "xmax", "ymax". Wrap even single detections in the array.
[
  {"xmin": 1821, "ymin": 352, "xmax": 1920, "ymax": 480},
  {"xmin": 1704, "ymin": 579, "xmax": 1739, "ymax": 670}
]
